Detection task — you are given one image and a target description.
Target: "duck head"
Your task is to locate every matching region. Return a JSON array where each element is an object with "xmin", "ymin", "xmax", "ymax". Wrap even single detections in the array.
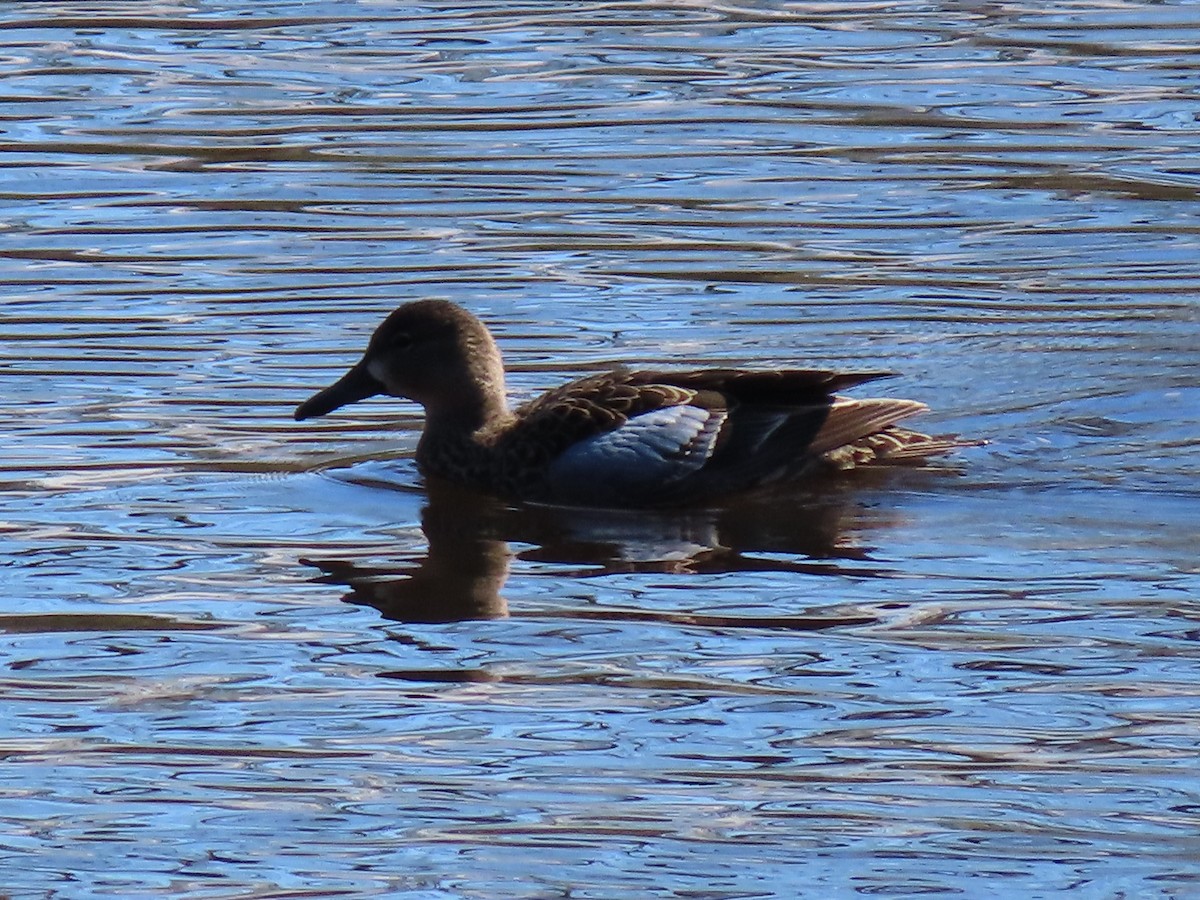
[{"xmin": 294, "ymin": 299, "xmax": 508, "ymax": 426}]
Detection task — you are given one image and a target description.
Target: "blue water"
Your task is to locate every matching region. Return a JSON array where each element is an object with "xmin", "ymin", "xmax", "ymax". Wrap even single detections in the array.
[{"xmin": 2, "ymin": 2, "xmax": 1199, "ymax": 897}]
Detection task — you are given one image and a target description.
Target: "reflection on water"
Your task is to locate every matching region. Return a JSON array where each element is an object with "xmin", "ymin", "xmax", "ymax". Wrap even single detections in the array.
[
  {"xmin": 308, "ymin": 483, "xmax": 517, "ymax": 624},
  {"xmin": 3, "ymin": 0, "xmax": 1200, "ymax": 897},
  {"xmin": 307, "ymin": 477, "xmax": 887, "ymax": 626}
]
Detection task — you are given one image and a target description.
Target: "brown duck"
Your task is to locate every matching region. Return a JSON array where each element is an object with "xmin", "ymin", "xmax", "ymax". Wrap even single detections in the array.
[{"xmin": 295, "ymin": 300, "xmax": 968, "ymax": 507}]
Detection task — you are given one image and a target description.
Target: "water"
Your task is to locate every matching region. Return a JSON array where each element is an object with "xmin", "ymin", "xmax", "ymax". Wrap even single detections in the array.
[{"xmin": 3, "ymin": 2, "xmax": 1199, "ymax": 897}]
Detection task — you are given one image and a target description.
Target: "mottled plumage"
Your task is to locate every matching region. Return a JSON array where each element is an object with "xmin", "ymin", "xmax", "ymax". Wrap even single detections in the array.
[{"xmin": 294, "ymin": 300, "xmax": 969, "ymax": 507}]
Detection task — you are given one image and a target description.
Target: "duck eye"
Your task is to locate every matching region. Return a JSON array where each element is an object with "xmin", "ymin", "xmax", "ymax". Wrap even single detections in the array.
[{"xmin": 390, "ymin": 331, "xmax": 413, "ymax": 350}]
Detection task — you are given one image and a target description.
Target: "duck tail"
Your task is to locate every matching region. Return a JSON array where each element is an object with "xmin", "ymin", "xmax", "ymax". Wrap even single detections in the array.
[{"xmin": 828, "ymin": 425, "xmax": 985, "ymax": 469}]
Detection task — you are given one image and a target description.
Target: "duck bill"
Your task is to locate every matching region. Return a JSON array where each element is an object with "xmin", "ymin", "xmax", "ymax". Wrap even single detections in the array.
[{"xmin": 294, "ymin": 362, "xmax": 384, "ymax": 420}]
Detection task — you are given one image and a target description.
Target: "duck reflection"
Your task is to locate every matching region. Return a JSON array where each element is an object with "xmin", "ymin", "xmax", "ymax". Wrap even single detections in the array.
[
  {"xmin": 303, "ymin": 472, "xmax": 914, "ymax": 628},
  {"xmin": 306, "ymin": 481, "xmax": 512, "ymax": 624}
]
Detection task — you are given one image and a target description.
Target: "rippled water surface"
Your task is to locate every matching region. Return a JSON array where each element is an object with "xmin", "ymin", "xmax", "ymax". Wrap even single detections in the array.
[{"xmin": 3, "ymin": 2, "xmax": 1199, "ymax": 897}]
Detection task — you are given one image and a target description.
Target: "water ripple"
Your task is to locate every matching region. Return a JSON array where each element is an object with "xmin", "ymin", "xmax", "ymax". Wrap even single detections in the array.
[{"xmin": 2, "ymin": 1, "xmax": 1199, "ymax": 897}]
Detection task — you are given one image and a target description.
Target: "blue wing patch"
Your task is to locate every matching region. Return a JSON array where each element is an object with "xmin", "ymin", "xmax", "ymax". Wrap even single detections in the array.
[{"xmin": 545, "ymin": 405, "xmax": 725, "ymax": 503}]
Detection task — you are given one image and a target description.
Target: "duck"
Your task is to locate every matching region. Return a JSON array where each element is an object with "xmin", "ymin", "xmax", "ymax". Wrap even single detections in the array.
[{"xmin": 294, "ymin": 299, "xmax": 969, "ymax": 507}]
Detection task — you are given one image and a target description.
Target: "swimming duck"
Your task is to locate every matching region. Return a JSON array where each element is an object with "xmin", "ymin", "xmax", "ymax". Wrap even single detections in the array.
[{"xmin": 294, "ymin": 300, "xmax": 967, "ymax": 507}]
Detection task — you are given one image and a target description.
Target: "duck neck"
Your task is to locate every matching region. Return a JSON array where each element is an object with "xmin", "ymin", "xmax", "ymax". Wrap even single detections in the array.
[
  {"xmin": 416, "ymin": 368, "xmax": 511, "ymax": 479},
  {"xmin": 425, "ymin": 388, "xmax": 508, "ymax": 438},
  {"xmin": 408, "ymin": 320, "xmax": 513, "ymax": 480}
]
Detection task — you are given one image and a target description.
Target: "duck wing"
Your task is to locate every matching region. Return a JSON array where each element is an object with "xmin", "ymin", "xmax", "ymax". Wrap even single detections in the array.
[
  {"xmin": 508, "ymin": 368, "xmax": 923, "ymax": 505},
  {"xmin": 501, "ymin": 370, "xmax": 717, "ymax": 493},
  {"xmin": 510, "ymin": 368, "xmax": 890, "ymax": 462},
  {"xmin": 544, "ymin": 403, "xmax": 729, "ymax": 503}
]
